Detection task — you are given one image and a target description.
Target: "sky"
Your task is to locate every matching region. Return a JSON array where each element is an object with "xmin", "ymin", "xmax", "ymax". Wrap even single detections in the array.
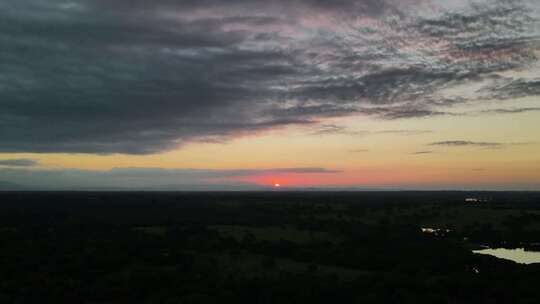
[{"xmin": 0, "ymin": 0, "xmax": 539, "ymax": 190}]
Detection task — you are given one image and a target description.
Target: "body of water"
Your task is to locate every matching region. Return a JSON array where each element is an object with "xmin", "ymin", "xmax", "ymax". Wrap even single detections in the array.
[{"xmin": 473, "ymin": 248, "xmax": 540, "ymax": 264}]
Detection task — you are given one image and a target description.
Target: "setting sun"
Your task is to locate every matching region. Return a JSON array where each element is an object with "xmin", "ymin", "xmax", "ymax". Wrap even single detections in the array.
[{"xmin": 274, "ymin": 183, "xmax": 281, "ymax": 188}]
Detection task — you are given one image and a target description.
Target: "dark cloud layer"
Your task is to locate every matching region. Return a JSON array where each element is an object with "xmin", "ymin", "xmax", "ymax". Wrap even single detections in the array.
[
  {"xmin": 0, "ymin": 166, "xmax": 339, "ymax": 189},
  {"xmin": 0, "ymin": 159, "xmax": 39, "ymax": 167},
  {"xmin": 1, "ymin": 0, "xmax": 539, "ymax": 154}
]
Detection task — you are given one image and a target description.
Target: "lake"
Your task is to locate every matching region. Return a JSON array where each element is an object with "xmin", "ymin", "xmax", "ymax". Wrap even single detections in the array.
[{"xmin": 473, "ymin": 248, "xmax": 540, "ymax": 264}]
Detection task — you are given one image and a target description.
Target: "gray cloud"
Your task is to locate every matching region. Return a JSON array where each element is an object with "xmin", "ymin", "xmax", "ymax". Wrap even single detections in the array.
[
  {"xmin": 311, "ymin": 124, "xmax": 431, "ymax": 136},
  {"xmin": 372, "ymin": 110, "xmax": 448, "ymax": 120},
  {"xmin": 429, "ymin": 141, "xmax": 505, "ymax": 149},
  {"xmin": 483, "ymin": 107, "xmax": 540, "ymax": 114},
  {"xmin": 480, "ymin": 107, "xmax": 540, "ymax": 114},
  {"xmin": 313, "ymin": 125, "xmax": 351, "ymax": 135},
  {"xmin": 0, "ymin": 166, "xmax": 339, "ymax": 189},
  {"xmin": 1, "ymin": 0, "xmax": 539, "ymax": 154},
  {"xmin": 412, "ymin": 151, "xmax": 434, "ymax": 154},
  {"xmin": 373, "ymin": 130, "xmax": 432, "ymax": 136},
  {"xmin": 0, "ymin": 159, "xmax": 39, "ymax": 167},
  {"xmin": 429, "ymin": 140, "xmax": 535, "ymax": 149},
  {"xmin": 479, "ymin": 78, "xmax": 540, "ymax": 100}
]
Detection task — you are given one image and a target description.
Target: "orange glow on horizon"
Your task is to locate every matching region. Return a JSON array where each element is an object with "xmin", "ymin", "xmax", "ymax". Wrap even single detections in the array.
[{"xmin": 223, "ymin": 165, "xmax": 540, "ymax": 189}]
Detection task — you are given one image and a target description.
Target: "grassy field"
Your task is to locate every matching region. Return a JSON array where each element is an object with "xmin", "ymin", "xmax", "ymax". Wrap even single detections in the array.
[{"xmin": 210, "ymin": 225, "xmax": 343, "ymax": 244}]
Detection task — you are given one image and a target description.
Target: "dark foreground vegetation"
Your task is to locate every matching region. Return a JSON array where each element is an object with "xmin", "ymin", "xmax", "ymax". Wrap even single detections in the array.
[{"xmin": 1, "ymin": 191, "xmax": 540, "ymax": 303}]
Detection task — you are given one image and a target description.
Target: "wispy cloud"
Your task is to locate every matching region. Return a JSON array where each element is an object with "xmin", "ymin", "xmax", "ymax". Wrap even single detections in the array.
[
  {"xmin": 311, "ymin": 124, "xmax": 355, "ymax": 136},
  {"xmin": 311, "ymin": 125, "xmax": 431, "ymax": 136},
  {"xmin": 429, "ymin": 141, "xmax": 504, "ymax": 148},
  {"xmin": 350, "ymin": 149, "xmax": 370, "ymax": 153},
  {"xmin": 481, "ymin": 107, "xmax": 540, "ymax": 115},
  {"xmin": 428, "ymin": 140, "xmax": 534, "ymax": 149},
  {"xmin": 374, "ymin": 130, "xmax": 432, "ymax": 136},
  {"xmin": 479, "ymin": 78, "xmax": 540, "ymax": 100}
]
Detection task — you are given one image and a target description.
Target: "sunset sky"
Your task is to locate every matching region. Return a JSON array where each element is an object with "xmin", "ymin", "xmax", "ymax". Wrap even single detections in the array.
[{"xmin": 1, "ymin": 0, "xmax": 539, "ymax": 190}]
